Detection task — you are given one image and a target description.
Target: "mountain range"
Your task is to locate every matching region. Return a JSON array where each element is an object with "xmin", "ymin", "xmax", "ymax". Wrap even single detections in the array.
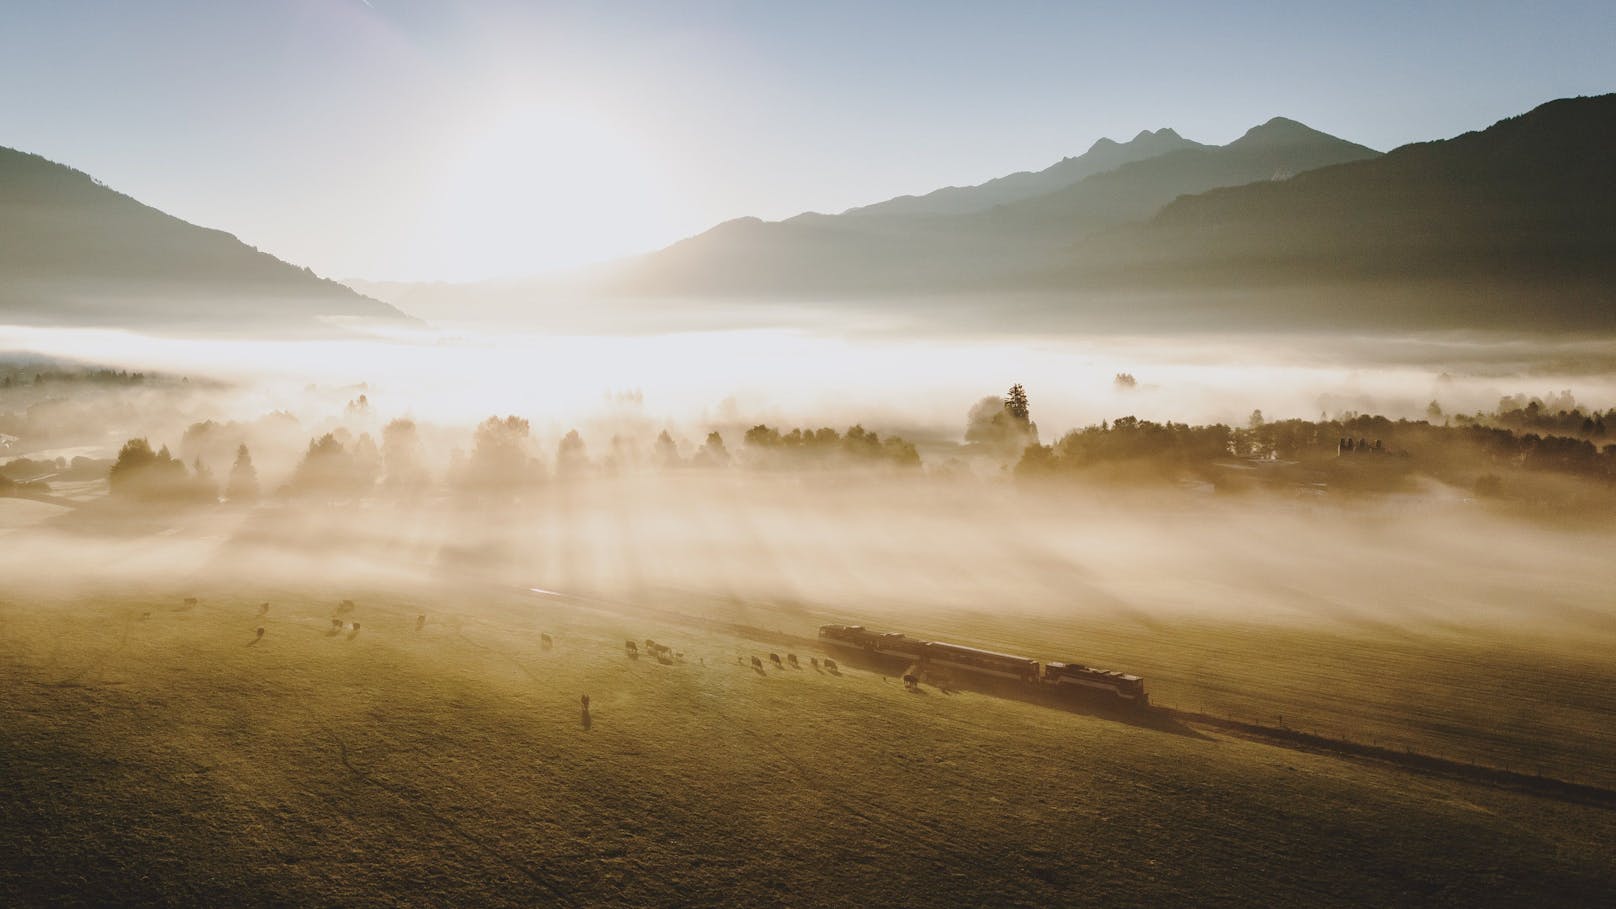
[
  {"xmin": 4, "ymin": 94, "xmax": 1613, "ymax": 334},
  {"xmin": 597, "ymin": 116, "xmax": 1381, "ymax": 299},
  {"xmin": 574, "ymin": 94, "xmax": 1614, "ymax": 330},
  {"xmin": 1073, "ymin": 94, "xmax": 1616, "ymax": 329},
  {"xmin": 0, "ymin": 147, "xmax": 406, "ymax": 332},
  {"xmin": 841, "ymin": 127, "xmax": 1202, "ymax": 218}
]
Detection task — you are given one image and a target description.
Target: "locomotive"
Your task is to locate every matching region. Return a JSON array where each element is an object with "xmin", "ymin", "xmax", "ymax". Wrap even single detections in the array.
[{"xmin": 817, "ymin": 623, "xmax": 1147, "ymax": 705}]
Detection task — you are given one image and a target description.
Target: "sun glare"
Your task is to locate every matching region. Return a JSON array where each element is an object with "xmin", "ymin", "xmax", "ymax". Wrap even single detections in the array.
[{"xmin": 418, "ymin": 102, "xmax": 680, "ymax": 280}]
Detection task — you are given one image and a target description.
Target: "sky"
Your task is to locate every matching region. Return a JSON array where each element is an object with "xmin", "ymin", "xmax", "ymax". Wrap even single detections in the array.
[{"xmin": 4, "ymin": 1, "xmax": 1614, "ymax": 283}]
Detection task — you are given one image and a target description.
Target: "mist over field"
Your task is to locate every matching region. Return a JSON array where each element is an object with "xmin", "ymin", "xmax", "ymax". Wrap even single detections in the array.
[
  {"xmin": 9, "ymin": 321, "xmax": 1616, "ymax": 432},
  {"xmin": 7, "ymin": 319, "xmax": 1616, "ymax": 634}
]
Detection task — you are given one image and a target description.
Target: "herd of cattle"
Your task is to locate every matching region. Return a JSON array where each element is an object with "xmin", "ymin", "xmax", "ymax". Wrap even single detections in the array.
[
  {"xmin": 184, "ymin": 596, "xmax": 846, "ymax": 683},
  {"xmin": 738, "ymin": 651, "xmax": 838, "ymax": 674}
]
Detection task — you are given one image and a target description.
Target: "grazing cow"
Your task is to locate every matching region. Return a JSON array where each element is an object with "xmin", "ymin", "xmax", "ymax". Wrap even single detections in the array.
[
  {"xmin": 581, "ymin": 694, "xmax": 590, "ymax": 710},
  {"xmin": 810, "ymin": 657, "xmax": 820, "ymax": 670},
  {"xmin": 902, "ymin": 673, "xmax": 919, "ymax": 689},
  {"xmin": 255, "ymin": 627, "xmax": 265, "ymax": 639},
  {"xmin": 416, "ymin": 614, "xmax": 426, "ymax": 631},
  {"xmin": 644, "ymin": 639, "xmax": 657, "ymax": 651},
  {"xmin": 331, "ymin": 618, "xmax": 344, "ymax": 630},
  {"xmin": 626, "ymin": 640, "xmax": 639, "ymax": 657},
  {"xmin": 750, "ymin": 656, "xmax": 764, "ymax": 670},
  {"xmin": 350, "ymin": 622, "xmax": 361, "ymax": 634},
  {"xmin": 786, "ymin": 653, "xmax": 799, "ymax": 668},
  {"xmin": 183, "ymin": 597, "xmax": 198, "ymax": 607},
  {"xmin": 540, "ymin": 633, "xmax": 554, "ymax": 650},
  {"xmin": 768, "ymin": 653, "xmax": 782, "ymax": 667},
  {"xmin": 824, "ymin": 659, "xmax": 838, "ymax": 673},
  {"xmin": 674, "ymin": 651, "xmax": 684, "ymax": 661}
]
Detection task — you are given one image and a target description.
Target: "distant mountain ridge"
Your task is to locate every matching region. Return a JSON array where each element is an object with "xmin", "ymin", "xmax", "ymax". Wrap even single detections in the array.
[
  {"xmin": 601, "ymin": 115, "xmax": 1381, "ymax": 297},
  {"xmin": 0, "ymin": 146, "xmax": 408, "ymax": 332},
  {"xmin": 841, "ymin": 127, "xmax": 1203, "ymax": 218},
  {"xmin": 956, "ymin": 116, "xmax": 1380, "ymax": 237},
  {"xmin": 1056, "ymin": 94, "xmax": 1616, "ymax": 328}
]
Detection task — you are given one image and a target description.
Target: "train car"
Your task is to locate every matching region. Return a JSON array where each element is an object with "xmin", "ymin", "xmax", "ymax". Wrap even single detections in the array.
[
  {"xmin": 872, "ymin": 632, "xmax": 927, "ymax": 660},
  {"xmin": 818, "ymin": 624, "xmax": 926, "ymax": 661},
  {"xmin": 1042, "ymin": 661, "xmax": 1148, "ymax": 704},
  {"xmin": 922, "ymin": 641, "xmax": 1041, "ymax": 684},
  {"xmin": 818, "ymin": 624, "xmax": 877, "ymax": 647}
]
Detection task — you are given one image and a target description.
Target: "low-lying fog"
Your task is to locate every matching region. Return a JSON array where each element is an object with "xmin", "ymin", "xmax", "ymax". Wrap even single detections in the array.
[
  {"xmin": 4, "ymin": 322, "xmax": 1615, "ymax": 649},
  {"xmin": 3, "ymin": 475, "xmax": 1614, "ymax": 647},
  {"xmin": 6, "ymin": 322, "xmax": 1616, "ymax": 442}
]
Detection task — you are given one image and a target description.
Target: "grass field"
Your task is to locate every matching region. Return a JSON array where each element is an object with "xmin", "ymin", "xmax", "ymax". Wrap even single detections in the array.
[
  {"xmin": 840, "ymin": 606, "xmax": 1616, "ymax": 791},
  {"xmin": 4, "ymin": 584, "xmax": 1614, "ymax": 907}
]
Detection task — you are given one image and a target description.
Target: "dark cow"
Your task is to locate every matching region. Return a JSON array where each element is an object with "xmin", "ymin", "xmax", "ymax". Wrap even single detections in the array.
[
  {"xmin": 750, "ymin": 656, "xmax": 764, "ymax": 670},
  {"xmin": 540, "ymin": 633, "xmax": 554, "ymax": 650},
  {"xmin": 786, "ymin": 653, "xmax": 800, "ymax": 668},
  {"xmin": 810, "ymin": 657, "xmax": 820, "ymax": 670},
  {"xmin": 768, "ymin": 653, "xmax": 782, "ymax": 668},
  {"xmin": 824, "ymin": 659, "xmax": 839, "ymax": 673},
  {"xmin": 416, "ymin": 614, "xmax": 426, "ymax": 631},
  {"xmin": 626, "ymin": 640, "xmax": 639, "ymax": 658}
]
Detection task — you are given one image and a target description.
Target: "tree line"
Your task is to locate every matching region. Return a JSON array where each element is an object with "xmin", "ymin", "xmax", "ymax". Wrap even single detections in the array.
[
  {"xmin": 95, "ymin": 415, "xmax": 924, "ymax": 506},
  {"xmin": 1015, "ymin": 409, "xmax": 1616, "ymax": 496}
]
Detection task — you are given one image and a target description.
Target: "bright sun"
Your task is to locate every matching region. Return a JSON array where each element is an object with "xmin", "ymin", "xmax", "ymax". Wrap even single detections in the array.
[{"xmin": 419, "ymin": 102, "xmax": 682, "ymax": 280}]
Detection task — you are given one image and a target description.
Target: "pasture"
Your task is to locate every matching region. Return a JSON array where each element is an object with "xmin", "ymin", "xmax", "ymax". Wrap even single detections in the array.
[{"xmin": 3, "ymin": 585, "xmax": 1614, "ymax": 906}]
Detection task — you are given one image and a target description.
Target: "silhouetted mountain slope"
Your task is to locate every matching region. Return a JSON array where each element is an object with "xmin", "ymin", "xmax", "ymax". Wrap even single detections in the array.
[
  {"xmin": 843, "ymin": 128, "xmax": 1202, "ymax": 218},
  {"xmin": 0, "ymin": 147, "xmax": 407, "ymax": 332},
  {"xmin": 976, "ymin": 117, "xmax": 1379, "ymax": 237},
  {"xmin": 1065, "ymin": 95, "xmax": 1616, "ymax": 328},
  {"xmin": 607, "ymin": 118, "xmax": 1380, "ymax": 298}
]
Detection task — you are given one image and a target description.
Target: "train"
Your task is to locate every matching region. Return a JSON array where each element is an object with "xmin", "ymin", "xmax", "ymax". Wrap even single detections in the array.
[{"xmin": 817, "ymin": 623, "xmax": 1148, "ymax": 705}]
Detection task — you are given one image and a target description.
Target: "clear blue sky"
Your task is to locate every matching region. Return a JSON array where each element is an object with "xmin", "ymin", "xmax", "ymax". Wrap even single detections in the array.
[{"xmin": 4, "ymin": 1, "xmax": 1613, "ymax": 281}]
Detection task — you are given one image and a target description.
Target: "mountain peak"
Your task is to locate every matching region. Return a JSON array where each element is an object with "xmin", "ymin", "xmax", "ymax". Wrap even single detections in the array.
[
  {"xmin": 1086, "ymin": 127, "xmax": 1188, "ymax": 156},
  {"xmin": 1231, "ymin": 117, "xmax": 1336, "ymax": 147}
]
